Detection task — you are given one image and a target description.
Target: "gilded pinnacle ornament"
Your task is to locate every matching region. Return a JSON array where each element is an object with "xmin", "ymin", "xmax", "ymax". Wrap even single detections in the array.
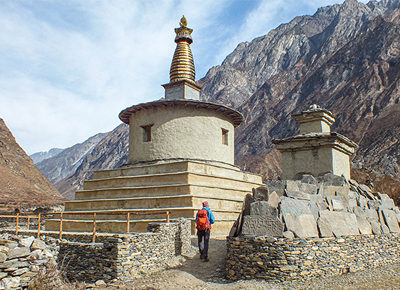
[{"xmin": 170, "ymin": 15, "xmax": 195, "ymax": 83}]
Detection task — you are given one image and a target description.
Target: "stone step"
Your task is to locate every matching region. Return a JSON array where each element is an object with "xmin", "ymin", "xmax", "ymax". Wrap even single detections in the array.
[
  {"xmin": 65, "ymin": 194, "xmax": 244, "ymax": 211},
  {"xmin": 75, "ymin": 184, "xmax": 250, "ymax": 201},
  {"xmin": 92, "ymin": 160, "xmax": 261, "ymax": 184},
  {"xmin": 83, "ymin": 171, "xmax": 263, "ymax": 191}
]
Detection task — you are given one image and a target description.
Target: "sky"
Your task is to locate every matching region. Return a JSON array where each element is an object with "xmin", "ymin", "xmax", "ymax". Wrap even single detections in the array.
[{"xmin": 0, "ymin": 0, "xmax": 370, "ymax": 155}]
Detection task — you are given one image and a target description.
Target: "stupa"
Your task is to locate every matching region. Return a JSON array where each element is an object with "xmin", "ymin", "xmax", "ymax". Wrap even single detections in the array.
[
  {"xmin": 273, "ymin": 104, "xmax": 358, "ymax": 180},
  {"xmin": 46, "ymin": 16, "xmax": 264, "ymax": 235}
]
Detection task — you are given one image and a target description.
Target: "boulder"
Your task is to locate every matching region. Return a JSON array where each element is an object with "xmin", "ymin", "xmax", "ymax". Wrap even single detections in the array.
[
  {"xmin": 286, "ymin": 180, "xmax": 301, "ymax": 191},
  {"xmin": 326, "ymin": 196, "xmax": 345, "ymax": 211},
  {"xmin": 265, "ymin": 180, "xmax": 286, "ymax": 197},
  {"xmin": 252, "ymin": 187, "xmax": 269, "ymax": 202},
  {"xmin": 370, "ymin": 221, "xmax": 382, "ymax": 234},
  {"xmin": 241, "ymin": 216, "xmax": 284, "ymax": 237},
  {"xmin": 298, "ymin": 183, "xmax": 318, "ymax": 195},
  {"xmin": 319, "ymin": 173, "xmax": 346, "ymax": 186},
  {"xmin": 0, "ymin": 252, "xmax": 6, "ymax": 263},
  {"xmin": 283, "ymin": 213, "xmax": 318, "ymax": 238},
  {"xmin": 353, "ymin": 207, "xmax": 372, "ymax": 235},
  {"xmin": 280, "ymin": 197, "xmax": 311, "ymax": 215},
  {"xmin": 381, "ymin": 209, "xmax": 400, "ymax": 233},
  {"xmin": 243, "ymin": 194, "xmax": 253, "ymax": 216},
  {"xmin": 317, "ymin": 211, "xmax": 359, "ymax": 237},
  {"xmin": 283, "ymin": 231, "xmax": 295, "ymax": 239},
  {"xmin": 300, "ymin": 174, "xmax": 318, "ymax": 185},
  {"xmin": 285, "ymin": 190, "xmax": 311, "ymax": 200},
  {"xmin": 357, "ymin": 195, "xmax": 368, "ymax": 210},
  {"xmin": 368, "ymin": 200, "xmax": 382, "ymax": 210},
  {"xmin": 308, "ymin": 203, "xmax": 320, "ymax": 220},
  {"xmin": 250, "ymin": 201, "xmax": 278, "ymax": 218},
  {"xmin": 268, "ymin": 191, "xmax": 281, "ymax": 208},
  {"xmin": 380, "ymin": 198, "xmax": 395, "ymax": 209}
]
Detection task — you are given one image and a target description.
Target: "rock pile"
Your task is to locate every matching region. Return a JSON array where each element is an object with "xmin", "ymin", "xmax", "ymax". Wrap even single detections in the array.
[
  {"xmin": 235, "ymin": 173, "xmax": 400, "ymax": 238},
  {"xmin": 0, "ymin": 234, "xmax": 58, "ymax": 289}
]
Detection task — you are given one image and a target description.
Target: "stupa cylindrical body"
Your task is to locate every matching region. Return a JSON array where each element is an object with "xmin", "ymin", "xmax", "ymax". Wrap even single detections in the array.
[{"xmin": 119, "ymin": 100, "xmax": 242, "ymax": 165}]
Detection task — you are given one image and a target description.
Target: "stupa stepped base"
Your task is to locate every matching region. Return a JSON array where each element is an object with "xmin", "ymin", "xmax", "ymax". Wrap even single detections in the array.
[{"xmin": 45, "ymin": 160, "xmax": 264, "ymax": 235}]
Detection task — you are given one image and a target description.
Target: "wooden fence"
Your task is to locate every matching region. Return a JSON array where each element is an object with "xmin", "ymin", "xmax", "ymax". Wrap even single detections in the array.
[{"xmin": 0, "ymin": 211, "xmax": 171, "ymax": 243}]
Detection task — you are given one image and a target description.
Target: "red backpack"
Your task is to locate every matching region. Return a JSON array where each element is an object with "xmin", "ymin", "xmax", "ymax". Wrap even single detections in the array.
[{"xmin": 196, "ymin": 209, "xmax": 211, "ymax": 230}]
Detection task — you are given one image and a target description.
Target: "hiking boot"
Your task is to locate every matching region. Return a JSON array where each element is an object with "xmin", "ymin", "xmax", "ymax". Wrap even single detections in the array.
[
  {"xmin": 203, "ymin": 257, "xmax": 209, "ymax": 262},
  {"xmin": 200, "ymin": 254, "xmax": 204, "ymax": 260}
]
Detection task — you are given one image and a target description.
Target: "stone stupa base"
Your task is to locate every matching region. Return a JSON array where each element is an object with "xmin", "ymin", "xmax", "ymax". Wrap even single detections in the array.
[{"xmin": 45, "ymin": 160, "xmax": 264, "ymax": 235}]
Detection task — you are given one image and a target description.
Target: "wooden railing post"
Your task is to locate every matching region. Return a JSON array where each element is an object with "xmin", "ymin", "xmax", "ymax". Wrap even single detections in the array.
[
  {"xmin": 92, "ymin": 213, "xmax": 96, "ymax": 243},
  {"xmin": 15, "ymin": 213, "xmax": 19, "ymax": 235},
  {"xmin": 126, "ymin": 213, "xmax": 130, "ymax": 233},
  {"xmin": 37, "ymin": 214, "xmax": 41, "ymax": 238},
  {"xmin": 27, "ymin": 216, "xmax": 30, "ymax": 230},
  {"xmin": 166, "ymin": 211, "xmax": 170, "ymax": 223},
  {"xmin": 59, "ymin": 212, "xmax": 63, "ymax": 240}
]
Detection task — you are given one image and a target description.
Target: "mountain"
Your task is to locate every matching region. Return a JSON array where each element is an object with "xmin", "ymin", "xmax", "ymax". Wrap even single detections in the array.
[
  {"xmin": 0, "ymin": 118, "xmax": 65, "ymax": 211},
  {"xmin": 54, "ymin": 124, "xmax": 128, "ymax": 199},
  {"xmin": 30, "ymin": 148, "xmax": 64, "ymax": 164},
  {"xmin": 36, "ymin": 133, "xmax": 107, "ymax": 185},
  {"xmin": 35, "ymin": 0, "xmax": 400, "ymax": 204}
]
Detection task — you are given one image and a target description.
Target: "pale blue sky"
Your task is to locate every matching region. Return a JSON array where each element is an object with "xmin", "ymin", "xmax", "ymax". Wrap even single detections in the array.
[{"xmin": 0, "ymin": 0, "xmax": 369, "ymax": 154}]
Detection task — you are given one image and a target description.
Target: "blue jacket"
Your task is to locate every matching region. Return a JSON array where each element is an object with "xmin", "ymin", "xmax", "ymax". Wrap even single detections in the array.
[{"xmin": 195, "ymin": 206, "xmax": 215, "ymax": 224}]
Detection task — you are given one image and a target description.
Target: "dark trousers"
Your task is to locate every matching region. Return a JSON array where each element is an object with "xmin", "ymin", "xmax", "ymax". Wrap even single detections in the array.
[{"xmin": 197, "ymin": 229, "xmax": 210, "ymax": 258}]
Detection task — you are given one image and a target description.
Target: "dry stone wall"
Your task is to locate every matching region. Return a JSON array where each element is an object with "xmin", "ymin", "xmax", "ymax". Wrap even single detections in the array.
[
  {"xmin": 0, "ymin": 219, "xmax": 192, "ymax": 288},
  {"xmin": 0, "ymin": 233, "xmax": 59, "ymax": 289},
  {"xmin": 228, "ymin": 173, "xmax": 400, "ymax": 281},
  {"xmin": 58, "ymin": 219, "xmax": 192, "ymax": 283},
  {"xmin": 226, "ymin": 233, "xmax": 400, "ymax": 281}
]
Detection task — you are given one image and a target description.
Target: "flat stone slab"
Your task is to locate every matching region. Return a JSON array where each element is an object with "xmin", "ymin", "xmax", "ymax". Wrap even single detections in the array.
[
  {"xmin": 280, "ymin": 197, "xmax": 311, "ymax": 215},
  {"xmin": 268, "ymin": 191, "xmax": 281, "ymax": 208},
  {"xmin": 286, "ymin": 180, "xmax": 301, "ymax": 191},
  {"xmin": 380, "ymin": 198, "xmax": 395, "ymax": 209},
  {"xmin": 326, "ymin": 196, "xmax": 345, "ymax": 211},
  {"xmin": 368, "ymin": 200, "xmax": 382, "ymax": 210},
  {"xmin": 7, "ymin": 247, "xmax": 30, "ymax": 260},
  {"xmin": 298, "ymin": 183, "xmax": 318, "ymax": 195},
  {"xmin": 285, "ymin": 190, "xmax": 311, "ymax": 200},
  {"xmin": 365, "ymin": 209, "xmax": 379, "ymax": 222},
  {"xmin": 241, "ymin": 216, "xmax": 284, "ymax": 237},
  {"xmin": 317, "ymin": 211, "xmax": 360, "ymax": 237},
  {"xmin": 283, "ymin": 213, "xmax": 318, "ymax": 238},
  {"xmin": 381, "ymin": 209, "xmax": 400, "ymax": 233},
  {"xmin": 250, "ymin": 201, "xmax": 278, "ymax": 218},
  {"xmin": 370, "ymin": 221, "xmax": 382, "ymax": 234}
]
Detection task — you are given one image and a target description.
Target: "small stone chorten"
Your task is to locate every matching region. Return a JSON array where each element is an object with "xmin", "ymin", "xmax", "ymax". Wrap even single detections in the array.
[
  {"xmin": 273, "ymin": 105, "xmax": 358, "ymax": 180},
  {"xmin": 46, "ymin": 17, "xmax": 263, "ymax": 235}
]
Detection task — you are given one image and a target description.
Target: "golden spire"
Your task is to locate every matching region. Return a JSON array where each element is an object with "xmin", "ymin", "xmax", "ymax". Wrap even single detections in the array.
[{"xmin": 170, "ymin": 15, "xmax": 195, "ymax": 83}]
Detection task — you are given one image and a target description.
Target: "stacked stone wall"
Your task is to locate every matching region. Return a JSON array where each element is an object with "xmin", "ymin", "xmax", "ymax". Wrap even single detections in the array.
[
  {"xmin": 226, "ymin": 233, "xmax": 400, "ymax": 281},
  {"xmin": 58, "ymin": 219, "xmax": 192, "ymax": 283},
  {"xmin": 0, "ymin": 219, "xmax": 192, "ymax": 287}
]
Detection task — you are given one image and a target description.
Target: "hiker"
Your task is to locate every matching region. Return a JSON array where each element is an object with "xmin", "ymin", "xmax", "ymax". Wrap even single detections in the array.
[{"xmin": 195, "ymin": 201, "xmax": 215, "ymax": 262}]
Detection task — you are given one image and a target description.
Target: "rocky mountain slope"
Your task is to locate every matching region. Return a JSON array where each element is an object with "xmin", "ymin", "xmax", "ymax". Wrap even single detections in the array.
[
  {"xmin": 35, "ymin": 132, "xmax": 107, "ymax": 186},
  {"xmin": 51, "ymin": 124, "xmax": 128, "ymax": 199},
  {"xmin": 35, "ymin": 0, "xmax": 400, "ymax": 204},
  {"xmin": 30, "ymin": 148, "xmax": 64, "ymax": 164},
  {"xmin": 0, "ymin": 118, "xmax": 65, "ymax": 211}
]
